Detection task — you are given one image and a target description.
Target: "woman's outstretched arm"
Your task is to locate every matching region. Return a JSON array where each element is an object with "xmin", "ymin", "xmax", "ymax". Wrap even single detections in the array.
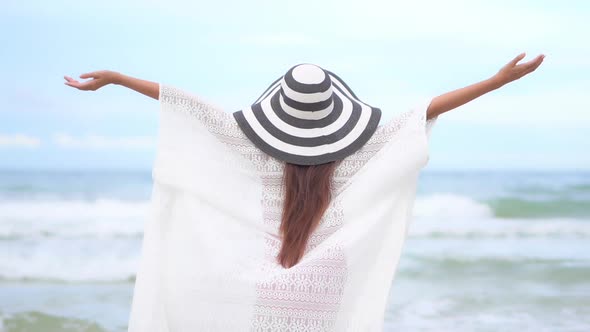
[
  {"xmin": 426, "ymin": 52, "xmax": 545, "ymax": 120},
  {"xmin": 64, "ymin": 71, "xmax": 159, "ymax": 100}
]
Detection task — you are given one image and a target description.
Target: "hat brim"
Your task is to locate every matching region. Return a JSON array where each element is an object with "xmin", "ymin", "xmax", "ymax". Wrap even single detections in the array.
[{"xmin": 233, "ymin": 70, "xmax": 382, "ymax": 166}]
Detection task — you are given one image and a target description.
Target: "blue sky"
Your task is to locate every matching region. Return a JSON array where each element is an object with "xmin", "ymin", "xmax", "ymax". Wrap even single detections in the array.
[{"xmin": 1, "ymin": 0, "xmax": 588, "ymax": 171}]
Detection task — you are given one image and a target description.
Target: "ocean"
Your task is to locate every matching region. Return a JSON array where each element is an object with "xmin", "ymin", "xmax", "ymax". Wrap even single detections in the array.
[{"xmin": 0, "ymin": 169, "xmax": 588, "ymax": 331}]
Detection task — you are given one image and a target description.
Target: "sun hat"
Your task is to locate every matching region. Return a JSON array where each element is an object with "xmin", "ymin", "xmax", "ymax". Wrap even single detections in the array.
[{"xmin": 232, "ymin": 63, "xmax": 382, "ymax": 166}]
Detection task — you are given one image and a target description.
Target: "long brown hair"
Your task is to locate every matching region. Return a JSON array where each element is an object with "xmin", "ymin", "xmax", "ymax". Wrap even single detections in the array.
[{"xmin": 277, "ymin": 160, "xmax": 338, "ymax": 268}]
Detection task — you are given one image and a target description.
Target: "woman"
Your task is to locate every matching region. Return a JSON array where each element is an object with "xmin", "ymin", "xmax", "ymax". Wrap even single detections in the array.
[{"xmin": 65, "ymin": 53, "xmax": 544, "ymax": 331}]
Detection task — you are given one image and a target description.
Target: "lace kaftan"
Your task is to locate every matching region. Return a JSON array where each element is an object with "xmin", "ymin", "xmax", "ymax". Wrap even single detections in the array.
[{"xmin": 127, "ymin": 83, "xmax": 438, "ymax": 331}]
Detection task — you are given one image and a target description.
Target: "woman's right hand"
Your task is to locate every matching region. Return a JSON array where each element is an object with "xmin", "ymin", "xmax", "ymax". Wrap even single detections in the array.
[
  {"xmin": 64, "ymin": 70, "xmax": 120, "ymax": 91},
  {"xmin": 492, "ymin": 53, "xmax": 545, "ymax": 88}
]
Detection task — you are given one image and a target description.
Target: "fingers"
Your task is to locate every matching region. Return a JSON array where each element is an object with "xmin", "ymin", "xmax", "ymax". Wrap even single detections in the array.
[
  {"xmin": 496, "ymin": 53, "xmax": 545, "ymax": 84},
  {"xmin": 64, "ymin": 75, "xmax": 79, "ymax": 87},
  {"xmin": 64, "ymin": 81, "xmax": 80, "ymax": 88},
  {"xmin": 510, "ymin": 54, "xmax": 545, "ymax": 80},
  {"xmin": 64, "ymin": 72, "xmax": 100, "ymax": 90},
  {"xmin": 524, "ymin": 55, "xmax": 545, "ymax": 75},
  {"xmin": 80, "ymin": 72, "xmax": 97, "ymax": 79},
  {"xmin": 509, "ymin": 52, "xmax": 526, "ymax": 66},
  {"xmin": 63, "ymin": 75, "xmax": 87, "ymax": 89},
  {"xmin": 519, "ymin": 54, "xmax": 545, "ymax": 73}
]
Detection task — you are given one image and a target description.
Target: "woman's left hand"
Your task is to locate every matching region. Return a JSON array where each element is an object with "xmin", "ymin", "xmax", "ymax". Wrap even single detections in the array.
[{"xmin": 64, "ymin": 70, "xmax": 120, "ymax": 91}]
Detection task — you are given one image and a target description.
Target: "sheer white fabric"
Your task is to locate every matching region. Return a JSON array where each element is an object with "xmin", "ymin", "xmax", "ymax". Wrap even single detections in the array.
[{"xmin": 127, "ymin": 83, "xmax": 438, "ymax": 332}]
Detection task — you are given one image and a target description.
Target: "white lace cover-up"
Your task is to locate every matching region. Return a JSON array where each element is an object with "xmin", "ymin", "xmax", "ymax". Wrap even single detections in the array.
[{"xmin": 127, "ymin": 83, "xmax": 438, "ymax": 332}]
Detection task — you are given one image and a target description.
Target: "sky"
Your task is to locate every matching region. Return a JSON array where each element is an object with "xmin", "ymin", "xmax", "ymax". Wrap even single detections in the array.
[{"xmin": 0, "ymin": 0, "xmax": 588, "ymax": 171}]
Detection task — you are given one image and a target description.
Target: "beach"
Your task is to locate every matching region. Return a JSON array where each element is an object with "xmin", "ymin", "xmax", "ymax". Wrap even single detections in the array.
[{"xmin": 0, "ymin": 169, "xmax": 589, "ymax": 331}]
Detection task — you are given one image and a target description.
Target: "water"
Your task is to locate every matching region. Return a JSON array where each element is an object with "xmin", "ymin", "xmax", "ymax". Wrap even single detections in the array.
[{"xmin": 0, "ymin": 169, "xmax": 589, "ymax": 331}]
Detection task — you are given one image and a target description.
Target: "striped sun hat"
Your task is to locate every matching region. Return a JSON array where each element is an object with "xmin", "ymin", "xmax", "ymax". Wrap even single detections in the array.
[{"xmin": 232, "ymin": 63, "xmax": 382, "ymax": 166}]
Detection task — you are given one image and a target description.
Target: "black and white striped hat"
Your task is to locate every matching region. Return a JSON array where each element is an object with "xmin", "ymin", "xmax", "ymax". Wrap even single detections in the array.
[{"xmin": 233, "ymin": 63, "xmax": 382, "ymax": 166}]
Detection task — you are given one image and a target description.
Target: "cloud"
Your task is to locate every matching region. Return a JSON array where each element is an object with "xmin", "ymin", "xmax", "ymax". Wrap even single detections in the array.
[
  {"xmin": 0, "ymin": 134, "xmax": 41, "ymax": 148},
  {"xmin": 53, "ymin": 133, "xmax": 156, "ymax": 149}
]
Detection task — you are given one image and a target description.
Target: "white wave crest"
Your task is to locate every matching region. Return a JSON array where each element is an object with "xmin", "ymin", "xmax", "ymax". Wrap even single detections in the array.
[
  {"xmin": 0, "ymin": 199, "xmax": 149, "ymax": 238},
  {"xmin": 413, "ymin": 193, "xmax": 493, "ymax": 218}
]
